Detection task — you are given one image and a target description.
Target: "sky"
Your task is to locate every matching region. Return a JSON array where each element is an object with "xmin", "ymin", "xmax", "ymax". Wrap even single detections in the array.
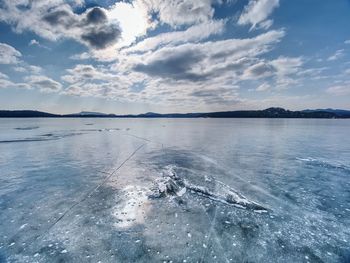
[{"xmin": 0, "ymin": 0, "xmax": 350, "ymax": 114}]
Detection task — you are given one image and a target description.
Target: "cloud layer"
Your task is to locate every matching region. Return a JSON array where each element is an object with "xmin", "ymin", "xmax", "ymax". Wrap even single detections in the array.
[{"xmin": 1, "ymin": 0, "xmax": 346, "ymax": 111}]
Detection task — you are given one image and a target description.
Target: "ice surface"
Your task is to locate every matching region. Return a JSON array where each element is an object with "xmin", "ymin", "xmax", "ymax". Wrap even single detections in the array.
[{"xmin": 0, "ymin": 118, "xmax": 349, "ymax": 262}]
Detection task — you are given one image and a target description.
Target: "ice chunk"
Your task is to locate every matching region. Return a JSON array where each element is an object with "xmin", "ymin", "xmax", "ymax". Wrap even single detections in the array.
[{"xmin": 150, "ymin": 165, "xmax": 268, "ymax": 212}]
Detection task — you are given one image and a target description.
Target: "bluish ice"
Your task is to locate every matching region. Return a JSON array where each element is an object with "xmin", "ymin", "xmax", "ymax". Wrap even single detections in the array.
[{"xmin": 0, "ymin": 118, "xmax": 349, "ymax": 262}]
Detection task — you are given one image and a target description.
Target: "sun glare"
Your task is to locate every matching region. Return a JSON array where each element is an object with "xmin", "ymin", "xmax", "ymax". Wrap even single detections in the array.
[{"xmin": 107, "ymin": 2, "xmax": 152, "ymax": 48}]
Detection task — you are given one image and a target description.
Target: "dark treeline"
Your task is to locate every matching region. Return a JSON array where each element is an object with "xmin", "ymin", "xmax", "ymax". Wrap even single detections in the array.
[{"xmin": 1, "ymin": 108, "xmax": 350, "ymax": 118}]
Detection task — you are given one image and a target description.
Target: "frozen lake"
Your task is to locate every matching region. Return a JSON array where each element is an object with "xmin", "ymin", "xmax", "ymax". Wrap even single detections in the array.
[{"xmin": 0, "ymin": 118, "xmax": 349, "ymax": 262}]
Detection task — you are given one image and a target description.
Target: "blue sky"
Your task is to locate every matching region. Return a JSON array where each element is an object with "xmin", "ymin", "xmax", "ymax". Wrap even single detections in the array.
[{"xmin": 0, "ymin": 0, "xmax": 350, "ymax": 114}]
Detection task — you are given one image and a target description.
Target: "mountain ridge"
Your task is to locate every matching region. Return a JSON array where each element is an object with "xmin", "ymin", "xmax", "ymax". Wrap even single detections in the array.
[{"xmin": 1, "ymin": 107, "xmax": 350, "ymax": 118}]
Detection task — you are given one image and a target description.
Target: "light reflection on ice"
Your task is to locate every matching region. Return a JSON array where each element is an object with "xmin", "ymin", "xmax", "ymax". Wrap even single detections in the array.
[{"xmin": 113, "ymin": 185, "xmax": 150, "ymax": 228}]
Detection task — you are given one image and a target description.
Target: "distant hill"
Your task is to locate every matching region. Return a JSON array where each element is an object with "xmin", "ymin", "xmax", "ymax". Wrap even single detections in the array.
[
  {"xmin": 114, "ymin": 108, "xmax": 344, "ymax": 118},
  {"xmin": 66, "ymin": 111, "xmax": 113, "ymax": 117},
  {"xmin": 302, "ymin": 109, "xmax": 350, "ymax": 118},
  {"xmin": 0, "ymin": 108, "xmax": 349, "ymax": 118},
  {"xmin": 0, "ymin": 110, "xmax": 59, "ymax": 118}
]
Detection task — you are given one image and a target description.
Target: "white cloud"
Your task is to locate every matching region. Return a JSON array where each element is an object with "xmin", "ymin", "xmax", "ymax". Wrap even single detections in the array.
[
  {"xmin": 62, "ymin": 64, "xmax": 117, "ymax": 84},
  {"xmin": 259, "ymin": 19, "xmax": 273, "ymax": 30},
  {"xmin": 76, "ymin": 19, "xmax": 225, "ymax": 62},
  {"xmin": 328, "ymin": 49, "xmax": 345, "ymax": 61},
  {"xmin": 326, "ymin": 85, "xmax": 350, "ymax": 96},
  {"xmin": 92, "ymin": 0, "xmax": 216, "ymax": 50},
  {"xmin": 243, "ymin": 61, "xmax": 275, "ymax": 79},
  {"xmin": 344, "ymin": 40, "xmax": 350, "ymax": 44},
  {"xmin": 270, "ymin": 56, "xmax": 303, "ymax": 77},
  {"xmin": 29, "ymin": 39, "xmax": 40, "ymax": 46},
  {"xmin": 138, "ymin": 0, "xmax": 214, "ymax": 28},
  {"xmin": 29, "ymin": 39, "xmax": 50, "ymax": 50},
  {"xmin": 0, "ymin": 78, "xmax": 14, "ymax": 89},
  {"xmin": 0, "ymin": 1, "xmax": 122, "ymax": 50},
  {"xmin": 0, "ymin": 0, "xmax": 216, "ymax": 51},
  {"xmin": 25, "ymin": 75, "xmax": 62, "ymax": 92},
  {"xmin": 61, "ymin": 63, "xmax": 133, "ymax": 99},
  {"xmin": 124, "ymin": 20, "xmax": 225, "ymax": 53},
  {"xmin": 131, "ymin": 30, "xmax": 285, "ymax": 81},
  {"xmin": 0, "ymin": 43, "xmax": 22, "ymax": 64},
  {"xmin": 242, "ymin": 56, "xmax": 303, "ymax": 86},
  {"xmin": 13, "ymin": 65, "xmax": 43, "ymax": 74},
  {"xmin": 70, "ymin": 52, "xmax": 91, "ymax": 60},
  {"xmin": 0, "ymin": 72, "xmax": 9, "ymax": 79},
  {"xmin": 28, "ymin": 65, "xmax": 43, "ymax": 74},
  {"xmin": 63, "ymin": 30, "xmax": 286, "ymax": 105},
  {"xmin": 238, "ymin": 0, "xmax": 279, "ymax": 30},
  {"xmin": 13, "ymin": 67, "xmax": 26, "ymax": 73},
  {"xmin": 0, "ymin": 73, "xmax": 31, "ymax": 90},
  {"xmin": 68, "ymin": 0, "xmax": 85, "ymax": 7},
  {"xmin": 256, "ymin": 83, "xmax": 271, "ymax": 91}
]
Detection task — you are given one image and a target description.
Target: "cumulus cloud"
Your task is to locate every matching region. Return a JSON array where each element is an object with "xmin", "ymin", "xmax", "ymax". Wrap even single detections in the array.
[
  {"xmin": 81, "ymin": 23, "xmax": 121, "ymax": 50},
  {"xmin": 241, "ymin": 56, "xmax": 303, "ymax": 89},
  {"xmin": 238, "ymin": 0, "xmax": 279, "ymax": 30},
  {"xmin": 61, "ymin": 64, "xmax": 133, "ymax": 99},
  {"xmin": 132, "ymin": 30, "xmax": 285, "ymax": 81},
  {"xmin": 0, "ymin": 0, "xmax": 213, "ymax": 51},
  {"xmin": 58, "ymin": 29, "xmax": 293, "ymax": 107},
  {"xmin": 102, "ymin": 0, "xmax": 215, "ymax": 49},
  {"xmin": 25, "ymin": 75, "xmax": 62, "ymax": 92},
  {"xmin": 0, "ymin": 2, "xmax": 121, "ymax": 50},
  {"xmin": 13, "ymin": 65, "xmax": 43, "ymax": 74},
  {"xmin": 62, "ymin": 64, "xmax": 116, "ymax": 84},
  {"xmin": 134, "ymin": 49, "xmax": 205, "ymax": 81},
  {"xmin": 270, "ymin": 57, "xmax": 303, "ymax": 89},
  {"xmin": 0, "ymin": 43, "xmax": 22, "ymax": 64},
  {"xmin": 137, "ymin": 0, "xmax": 214, "ymax": 28}
]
